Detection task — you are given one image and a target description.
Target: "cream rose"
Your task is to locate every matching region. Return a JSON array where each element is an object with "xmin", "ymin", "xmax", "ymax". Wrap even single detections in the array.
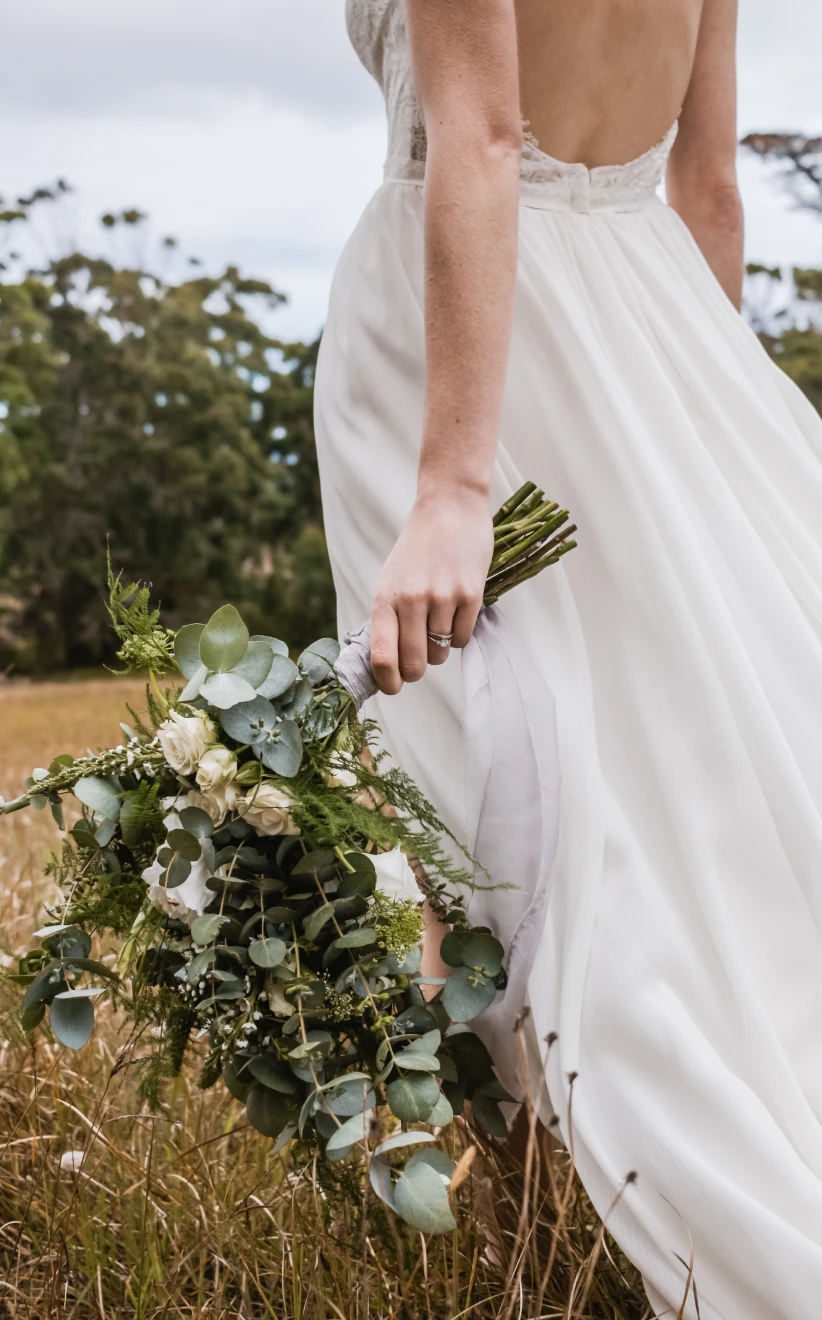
[
  {"xmin": 196, "ymin": 745, "xmax": 238, "ymax": 792},
  {"xmin": 240, "ymin": 783, "xmax": 299, "ymax": 837},
  {"xmin": 157, "ymin": 710, "xmax": 218, "ymax": 775},
  {"xmin": 185, "ymin": 784, "xmax": 239, "ymax": 826}
]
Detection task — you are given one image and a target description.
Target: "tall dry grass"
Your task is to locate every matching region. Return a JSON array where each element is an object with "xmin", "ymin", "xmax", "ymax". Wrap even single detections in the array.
[{"xmin": 0, "ymin": 678, "xmax": 651, "ymax": 1319}]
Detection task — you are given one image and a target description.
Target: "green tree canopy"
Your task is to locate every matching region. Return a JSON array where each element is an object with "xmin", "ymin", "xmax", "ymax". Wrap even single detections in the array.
[{"xmin": 0, "ymin": 187, "xmax": 334, "ymax": 673}]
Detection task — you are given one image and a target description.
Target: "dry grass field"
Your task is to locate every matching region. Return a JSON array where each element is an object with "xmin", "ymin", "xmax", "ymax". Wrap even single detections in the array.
[{"xmin": 0, "ymin": 678, "xmax": 650, "ymax": 1320}]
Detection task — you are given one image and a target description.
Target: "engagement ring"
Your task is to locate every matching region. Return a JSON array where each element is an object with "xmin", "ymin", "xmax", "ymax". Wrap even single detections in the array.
[{"xmin": 427, "ymin": 631, "xmax": 453, "ymax": 649}]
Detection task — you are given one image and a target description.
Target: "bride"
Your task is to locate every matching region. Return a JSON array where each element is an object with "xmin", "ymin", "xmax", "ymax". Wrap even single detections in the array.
[{"xmin": 315, "ymin": 0, "xmax": 822, "ymax": 1313}]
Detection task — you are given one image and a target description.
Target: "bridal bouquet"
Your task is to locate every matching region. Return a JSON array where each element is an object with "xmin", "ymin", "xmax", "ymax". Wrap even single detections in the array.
[{"xmin": 1, "ymin": 483, "xmax": 575, "ymax": 1234}]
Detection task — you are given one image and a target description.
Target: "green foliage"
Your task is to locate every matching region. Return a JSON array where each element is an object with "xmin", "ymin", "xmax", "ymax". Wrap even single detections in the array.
[
  {"xmin": 107, "ymin": 554, "xmax": 176, "ymax": 675},
  {"xmin": 0, "ymin": 186, "xmax": 334, "ymax": 674}
]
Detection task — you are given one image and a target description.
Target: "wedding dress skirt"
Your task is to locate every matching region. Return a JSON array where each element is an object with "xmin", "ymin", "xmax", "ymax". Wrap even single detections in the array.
[{"xmin": 315, "ymin": 8, "xmax": 822, "ymax": 1313}]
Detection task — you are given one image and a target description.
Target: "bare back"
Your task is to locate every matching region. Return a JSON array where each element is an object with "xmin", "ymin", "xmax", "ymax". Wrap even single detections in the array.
[{"xmin": 515, "ymin": 0, "xmax": 704, "ymax": 166}]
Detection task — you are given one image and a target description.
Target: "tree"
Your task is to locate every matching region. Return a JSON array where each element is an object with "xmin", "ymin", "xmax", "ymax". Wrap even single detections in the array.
[
  {"xmin": 0, "ymin": 187, "xmax": 335, "ymax": 673},
  {"xmin": 742, "ymin": 133, "xmax": 822, "ymax": 415}
]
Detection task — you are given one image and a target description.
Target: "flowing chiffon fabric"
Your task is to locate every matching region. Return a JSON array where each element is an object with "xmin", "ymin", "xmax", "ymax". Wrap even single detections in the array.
[{"xmin": 315, "ymin": 26, "xmax": 822, "ymax": 1314}]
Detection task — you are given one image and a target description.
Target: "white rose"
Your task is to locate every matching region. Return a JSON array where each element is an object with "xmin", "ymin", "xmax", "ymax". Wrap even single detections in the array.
[
  {"xmin": 157, "ymin": 710, "xmax": 218, "ymax": 775},
  {"xmin": 370, "ymin": 848, "xmax": 423, "ymax": 904},
  {"xmin": 196, "ymin": 745, "xmax": 237, "ymax": 792},
  {"xmin": 142, "ymin": 832, "xmax": 212, "ymax": 926},
  {"xmin": 240, "ymin": 783, "xmax": 299, "ymax": 837},
  {"xmin": 164, "ymin": 785, "xmax": 239, "ymax": 828}
]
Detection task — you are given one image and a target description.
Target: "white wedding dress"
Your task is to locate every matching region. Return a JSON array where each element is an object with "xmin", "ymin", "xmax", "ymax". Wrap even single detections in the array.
[{"xmin": 314, "ymin": 2, "xmax": 822, "ymax": 1314}]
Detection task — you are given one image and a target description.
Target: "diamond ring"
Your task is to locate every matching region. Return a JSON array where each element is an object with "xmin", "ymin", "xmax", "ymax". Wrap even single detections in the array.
[{"xmin": 427, "ymin": 631, "xmax": 453, "ymax": 649}]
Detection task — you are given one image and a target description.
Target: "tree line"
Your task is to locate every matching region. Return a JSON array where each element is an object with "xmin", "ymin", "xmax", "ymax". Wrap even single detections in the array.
[{"xmin": 1, "ymin": 137, "xmax": 821, "ymax": 674}]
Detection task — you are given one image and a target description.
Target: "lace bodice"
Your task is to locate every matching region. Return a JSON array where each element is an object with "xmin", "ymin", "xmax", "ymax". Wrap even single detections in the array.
[{"xmin": 345, "ymin": 0, "xmax": 677, "ymax": 213}]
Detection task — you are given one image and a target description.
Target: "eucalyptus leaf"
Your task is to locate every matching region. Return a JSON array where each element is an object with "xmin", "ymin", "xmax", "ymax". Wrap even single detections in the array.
[
  {"xmin": 248, "ymin": 937, "xmax": 287, "ymax": 968},
  {"xmin": 222, "ymin": 1056, "xmax": 251, "ymax": 1102},
  {"xmin": 258, "ymin": 719, "xmax": 303, "ymax": 777},
  {"xmin": 326, "ymin": 1109, "xmax": 371, "ymax": 1154},
  {"xmin": 166, "ymin": 854, "xmax": 192, "ymax": 888},
  {"xmin": 303, "ymin": 903, "xmax": 338, "ymax": 942},
  {"xmin": 74, "ymin": 776, "xmax": 121, "ymax": 822},
  {"xmin": 94, "ymin": 818, "xmax": 118, "ymax": 848},
  {"xmin": 200, "ymin": 672, "xmax": 258, "ymax": 710},
  {"xmin": 255, "ymin": 653, "xmax": 299, "ymax": 700},
  {"xmin": 178, "ymin": 806, "xmax": 214, "ymax": 839},
  {"xmin": 231, "ymin": 639, "xmax": 275, "ymax": 688},
  {"xmin": 369, "ymin": 1156, "xmax": 397, "ymax": 1211},
  {"xmin": 394, "ymin": 1051, "xmax": 441, "ymax": 1073},
  {"xmin": 394, "ymin": 1157, "xmax": 457, "ymax": 1235},
  {"xmin": 439, "ymin": 930, "xmax": 474, "ymax": 968},
  {"xmin": 425, "ymin": 1092, "xmax": 455, "ymax": 1127},
  {"xmin": 167, "ymin": 828, "xmax": 202, "ymax": 862},
  {"xmin": 298, "ymin": 638, "xmax": 341, "ymax": 683},
  {"xmin": 21, "ymin": 1001, "xmax": 46, "ymax": 1032},
  {"xmin": 374, "ymin": 1131, "xmax": 437, "ymax": 1158},
  {"xmin": 50, "ymin": 993, "xmax": 95, "ymax": 1050},
  {"xmin": 175, "ymin": 622, "xmax": 205, "ymax": 678},
  {"xmin": 441, "ymin": 966, "xmax": 497, "ymax": 1023},
  {"xmin": 331, "ymin": 927, "xmax": 376, "ymax": 950},
  {"xmin": 462, "ymin": 933, "xmax": 505, "ymax": 976},
  {"xmin": 186, "ymin": 948, "xmax": 218, "ymax": 983},
  {"xmin": 246, "ymin": 1083, "xmax": 292, "ymax": 1138},
  {"xmin": 190, "ymin": 914, "xmax": 230, "ymax": 946},
  {"xmin": 180, "ymin": 664, "xmax": 207, "ymax": 701},
  {"xmin": 250, "ymin": 634, "xmax": 289, "ymax": 656},
  {"xmin": 199, "ymin": 604, "xmax": 249, "ymax": 673},
  {"xmin": 471, "ymin": 1091, "xmax": 508, "ymax": 1137},
  {"xmin": 386, "ymin": 1074, "xmax": 440, "ymax": 1122},
  {"xmin": 246, "ymin": 1055, "xmax": 299, "ymax": 1093}
]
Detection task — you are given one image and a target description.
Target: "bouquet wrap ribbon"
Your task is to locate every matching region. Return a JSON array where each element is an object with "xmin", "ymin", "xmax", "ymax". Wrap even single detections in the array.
[{"xmin": 334, "ymin": 605, "xmax": 560, "ymax": 1098}]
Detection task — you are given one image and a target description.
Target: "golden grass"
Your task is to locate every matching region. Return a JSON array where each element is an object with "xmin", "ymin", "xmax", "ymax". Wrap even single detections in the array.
[{"xmin": 0, "ymin": 679, "xmax": 651, "ymax": 1319}]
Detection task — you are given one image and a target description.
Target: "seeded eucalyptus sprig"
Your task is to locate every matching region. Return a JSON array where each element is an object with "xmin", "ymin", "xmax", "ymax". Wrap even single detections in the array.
[{"xmin": 484, "ymin": 481, "xmax": 577, "ymax": 607}]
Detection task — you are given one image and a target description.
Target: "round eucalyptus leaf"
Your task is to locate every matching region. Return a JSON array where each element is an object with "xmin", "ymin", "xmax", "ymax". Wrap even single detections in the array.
[
  {"xmin": 325, "ymin": 1078, "xmax": 376, "ymax": 1117},
  {"xmin": 471, "ymin": 1091, "xmax": 508, "ymax": 1138},
  {"xmin": 220, "ymin": 695, "xmax": 275, "ymax": 744},
  {"xmin": 386, "ymin": 1074, "xmax": 440, "ymax": 1123},
  {"xmin": 178, "ymin": 806, "xmax": 214, "ymax": 839},
  {"xmin": 246, "ymin": 1055, "xmax": 299, "ymax": 1093},
  {"xmin": 231, "ymin": 639, "xmax": 275, "ymax": 688},
  {"xmin": 186, "ymin": 948, "xmax": 218, "ymax": 983},
  {"xmin": 407, "ymin": 1147, "xmax": 456, "ymax": 1181},
  {"xmin": 374, "ymin": 1130, "xmax": 437, "ymax": 1158},
  {"xmin": 222, "ymin": 1056, "xmax": 251, "ymax": 1102},
  {"xmin": 180, "ymin": 664, "xmax": 207, "ymax": 702},
  {"xmin": 291, "ymin": 849, "xmax": 337, "ymax": 876},
  {"xmin": 74, "ymin": 776, "xmax": 121, "ymax": 822},
  {"xmin": 175, "ymin": 622, "xmax": 205, "ymax": 678},
  {"xmin": 394, "ymin": 1157, "xmax": 457, "ymax": 1234},
  {"xmin": 166, "ymin": 854, "xmax": 193, "ymax": 888},
  {"xmin": 425, "ymin": 1092, "xmax": 455, "ymax": 1128},
  {"xmin": 442, "ymin": 966, "xmax": 497, "ymax": 1023},
  {"xmin": 21, "ymin": 962, "xmax": 66, "ymax": 1013},
  {"xmin": 248, "ymin": 937, "xmax": 287, "ymax": 968},
  {"xmin": 200, "ymin": 672, "xmax": 258, "ymax": 710},
  {"xmin": 189, "ymin": 913, "xmax": 230, "ymax": 946},
  {"xmin": 255, "ymin": 653, "xmax": 299, "ymax": 700},
  {"xmin": 369, "ymin": 1155, "xmax": 397, "ymax": 1211},
  {"xmin": 326, "ymin": 1109, "xmax": 370, "ymax": 1155},
  {"xmin": 167, "ymin": 828, "xmax": 202, "ymax": 862},
  {"xmin": 439, "ymin": 930, "xmax": 474, "ymax": 969},
  {"xmin": 394, "ymin": 1006, "xmax": 439, "ymax": 1036},
  {"xmin": 250, "ymin": 634, "xmax": 289, "ymax": 657},
  {"xmin": 199, "ymin": 604, "xmax": 249, "ymax": 673},
  {"xmin": 272, "ymin": 1122, "xmax": 298, "ymax": 1154},
  {"xmin": 259, "ymin": 720, "xmax": 303, "ymax": 777},
  {"xmin": 50, "ymin": 993, "xmax": 95, "ymax": 1050},
  {"xmin": 298, "ymin": 638, "xmax": 341, "ymax": 683},
  {"xmin": 20, "ymin": 1000, "xmax": 46, "ymax": 1032},
  {"xmin": 280, "ymin": 675, "xmax": 313, "ymax": 718},
  {"xmin": 462, "ymin": 933, "xmax": 505, "ymax": 976},
  {"xmin": 394, "ymin": 1051, "xmax": 440, "ymax": 1073},
  {"xmin": 288, "ymin": 1030, "xmax": 333, "ymax": 1061},
  {"xmin": 246, "ymin": 1083, "xmax": 292, "ymax": 1138}
]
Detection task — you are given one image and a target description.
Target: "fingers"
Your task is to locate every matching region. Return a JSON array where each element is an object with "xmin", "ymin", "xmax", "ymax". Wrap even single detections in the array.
[
  {"xmin": 426, "ymin": 595, "xmax": 456, "ymax": 668},
  {"xmin": 370, "ymin": 597, "xmax": 402, "ymax": 695},
  {"xmin": 451, "ymin": 595, "xmax": 482, "ymax": 650},
  {"xmin": 396, "ymin": 594, "xmax": 429, "ymax": 683}
]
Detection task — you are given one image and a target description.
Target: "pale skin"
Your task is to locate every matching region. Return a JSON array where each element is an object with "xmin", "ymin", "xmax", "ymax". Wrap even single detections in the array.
[{"xmin": 369, "ymin": 0, "xmax": 744, "ymax": 978}]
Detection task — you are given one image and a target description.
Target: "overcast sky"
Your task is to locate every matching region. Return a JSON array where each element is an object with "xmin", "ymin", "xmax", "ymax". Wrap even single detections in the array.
[{"xmin": 5, "ymin": 0, "xmax": 822, "ymax": 340}]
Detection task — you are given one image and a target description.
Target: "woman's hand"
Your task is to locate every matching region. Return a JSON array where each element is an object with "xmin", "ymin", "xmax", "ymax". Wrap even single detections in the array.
[{"xmin": 370, "ymin": 488, "xmax": 493, "ymax": 695}]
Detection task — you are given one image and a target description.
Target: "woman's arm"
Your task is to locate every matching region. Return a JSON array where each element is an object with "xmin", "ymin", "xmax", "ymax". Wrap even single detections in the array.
[
  {"xmin": 370, "ymin": 0, "xmax": 522, "ymax": 696},
  {"xmin": 666, "ymin": 0, "xmax": 744, "ymax": 309}
]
